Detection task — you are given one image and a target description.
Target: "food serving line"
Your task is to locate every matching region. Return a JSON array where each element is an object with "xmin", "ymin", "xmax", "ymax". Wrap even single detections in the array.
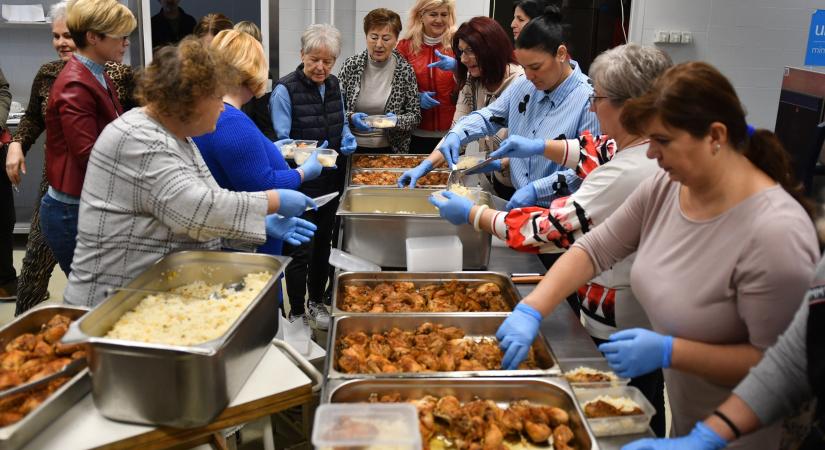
[{"xmin": 0, "ymin": 153, "xmax": 653, "ymax": 449}]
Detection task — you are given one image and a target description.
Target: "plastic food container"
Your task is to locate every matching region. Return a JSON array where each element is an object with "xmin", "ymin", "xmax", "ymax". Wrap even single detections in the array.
[
  {"xmin": 406, "ymin": 235, "xmax": 462, "ymax": 272},
  {"xmin": 575, "ymin": 386, "xmax": 656, "ymax": 437},
  {"xmin": 364, "ymin": 114, "xmax": 397, "ymax": 129},
  {"xmin": 433, "ymin": 186, "xmax": 483, "ymax": 204},
  {"xmin": 560, "ymin": 357, "xmax": 630, "ymax": 389},
  {"xmin": 279, "ymin": 139, "xmax": 319, "ymax": 159},
  {"xmin": 294, "ymin": 148, "xmax": 338, "ymax": 167},
  {"xmin": 312, "ymin": 403, "xmax": 420, "ymax": 450},
  {"xmin": 329, "ymin": 248, "xmax": 381, "ymax": 272}
]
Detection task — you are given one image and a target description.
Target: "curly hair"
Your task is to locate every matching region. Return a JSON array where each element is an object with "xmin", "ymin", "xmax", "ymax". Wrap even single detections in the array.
[{"xmin": 135, "ymin": 37, "xmax": 237, "ymax": 123}]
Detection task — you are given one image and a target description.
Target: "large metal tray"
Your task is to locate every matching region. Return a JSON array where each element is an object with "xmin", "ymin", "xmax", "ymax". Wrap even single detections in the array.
[
  {"xmin": 322, "ymin": 377, "xmax": 598, "ymax": 449},
  {"xmin": 350, "ymin": 154, "xmax": 428, "ymax": 169},
  {"xmin": 326, "ymin": 315, "xmax": 559, "ymax": 378},
  {"xmin": 349, "ymin": 168, "xmax": 449, "ymax": 188},
  {"xmin": 332, "ymin": 271, "xmax": 520, "ymax": 316},
  {"xmin": 61, "ymin": 250, "xmax": 290, "ymax": 428},
  {"xmin": 336, "ymin": 187, "xmax": 492, "ymax": 268},
  {"xmin": 0, "ymin": 305, "xmax": 90, "ymax": 450}
]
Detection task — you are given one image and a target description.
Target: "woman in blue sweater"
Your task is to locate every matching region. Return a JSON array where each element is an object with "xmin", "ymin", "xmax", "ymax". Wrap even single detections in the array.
[{"xmin": 194, "ymin": 29, "xmax": 323, "ymax": 257}]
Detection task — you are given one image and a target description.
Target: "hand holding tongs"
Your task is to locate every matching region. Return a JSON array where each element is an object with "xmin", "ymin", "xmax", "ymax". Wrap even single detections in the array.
[{"xmin": 447, "ymin": 156, "xmax": 502, "ymax": 186}]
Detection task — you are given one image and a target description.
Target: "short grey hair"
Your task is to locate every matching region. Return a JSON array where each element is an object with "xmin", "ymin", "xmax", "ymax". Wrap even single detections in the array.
[
  {"xmin": 300, "ymin": 23, "xmax": 342, "ymax": 57},
  {"xmin": 589, "ymin": 43, "xmax": 673, "ymax": 105},
  {"xmin": 50, "ymin": 1, "xmax": 68, "ymax": 23}
]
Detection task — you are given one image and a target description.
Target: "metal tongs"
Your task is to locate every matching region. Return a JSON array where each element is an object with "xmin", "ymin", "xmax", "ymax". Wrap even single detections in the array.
[
  {"xmin": 447, "ymin": 156, "xmax": 501, "ymax": 186},
  {"xmin": 0, "ymin": 358, "xmax": 86, "ymax": 400}
]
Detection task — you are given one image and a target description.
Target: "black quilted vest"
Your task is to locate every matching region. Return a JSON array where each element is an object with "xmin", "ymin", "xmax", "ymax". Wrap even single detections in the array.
[{"xmin": 277, "ymin": 64, "xmax": 344, "ymax": 151}]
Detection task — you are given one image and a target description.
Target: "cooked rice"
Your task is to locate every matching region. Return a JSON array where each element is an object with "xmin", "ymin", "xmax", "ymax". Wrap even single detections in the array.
[{"xmin": 105, "ymin": 271, "xmax": 272, "ymax": 346}]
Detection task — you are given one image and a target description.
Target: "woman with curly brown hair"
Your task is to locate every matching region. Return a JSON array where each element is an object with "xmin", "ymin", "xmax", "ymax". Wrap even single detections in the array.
[{"xmin": 63, "ymin": 38, "xmax": 317, "ymax": 307}]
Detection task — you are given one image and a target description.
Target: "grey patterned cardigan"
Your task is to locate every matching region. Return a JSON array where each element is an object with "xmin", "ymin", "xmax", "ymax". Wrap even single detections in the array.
[{"xmin": 338, "ymin": 50, "xmax": 421, "ymax": 153}]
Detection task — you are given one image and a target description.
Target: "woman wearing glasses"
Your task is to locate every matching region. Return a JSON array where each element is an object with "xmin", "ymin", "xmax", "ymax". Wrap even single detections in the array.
[
  {"xmin": 339, "ymin": 8, "xmax": 421, "ymax": 154},
  {"xmin": 40, "ymin": 0, "xmax": 136, "ymax": 276}
]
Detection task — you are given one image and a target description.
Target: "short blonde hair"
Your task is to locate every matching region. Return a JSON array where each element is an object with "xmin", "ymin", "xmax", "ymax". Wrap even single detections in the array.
[
  {"xmin": 403, "ymin": 0, "xmax": 456, "ymax": 53},
  {"xmin": 211, "ymin": 29, "xmax": 268, "ymax": 98},
  {"xmin": 234, "ymin": 21, "xmax": 262, "ymax": 42},
  {"xmin": 66, "ymin": 0, "xmax": 136, "ymax": 49}
]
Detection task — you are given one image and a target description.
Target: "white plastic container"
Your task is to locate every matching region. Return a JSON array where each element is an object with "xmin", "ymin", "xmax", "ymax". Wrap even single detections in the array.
[
  {"xmin": 278, "ymin": 139, "xmax": 318, "ymax": 159},
  {"xmin": 364, "ymin": 114, "xmax": 397, "ymax": 129},
  {"xmin": 294, "ymin": 148, "xmax": 339, "ymax": 167},
  {"xmin": 312, "ymin": 403, "xmax": 420, "ymax": 450},
  {"xmin": 329, "ymin": 248, "xmax": 381, "ymax": 272},
  {"xmin": 575, "ymin": 385, "xmax": 656, "ymax": 437},
  {"xmin": 405, "ymin": 235, "xmax": 462, "ymax": 271},
  {"xmin": 559, "ymin": 357, "xmax": 630, "ymax": 389}
]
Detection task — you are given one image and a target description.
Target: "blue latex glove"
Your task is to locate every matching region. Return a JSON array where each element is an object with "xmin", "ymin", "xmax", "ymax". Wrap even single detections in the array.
[
  {"xmin": 496, "ymin": 303, "xmax": 543, "ymax": 370},
  {"xmin": 318, "ymin": 140, "xmax": 329, "ymax": 149},
  {"xmin": 598, "ymin": 328, "xmax": 674, "ymax": 379},
  {"xmin": 420, "ymin": 91, "xmax": 440, "ymax": 110},
  {"xmin": 489, "ymin": 135, "xmax": 546, "ymax": 160},
  {"xmin": 427, "ymin": 49, "xmax": 457, "ymax": 71},
  {"xmin": 505, "ymin": 183, "xmax": 538, "ymax": 210},
  {"xmin": 386, "ymin": 112, "xmax": 397, "ymax": 119},
  {"xmin": 265, "ymin": 215, "xmax": 317, "ymax": 246},
  {"xmin": 350, "ymin": 112, "xmax": 372, "ymax": 132},
  {"xmin": 428, "ymin": 190, "xmax": 472, "ymax": 225},
  {"xmin": 438, "ymin": 132, "xmax": 462, "ymax": 167},
  {"xmin": 622, "ymin": 422, "xmax": 727, "ymax": 450},
  {"xmin": 276, "ymin": 189, "xmax": 317, "ymax": 218},
  {"xmin": 397, "ymin": 160, "xmax": 433, "ymax": 188},
  {"xmin": 274, "ymin": 138, "xmax": 294, "ymax": 150},
  {"xmin": 466, "ymin": 159, "xmax": 502, "ymax": 175},
  {"xmin": 298, "ymin": 150, "xmax": 322, "ymax": 181},
  {"xmin": 341, "ymin": 133, "xmax": 357, "ymax": 155}
]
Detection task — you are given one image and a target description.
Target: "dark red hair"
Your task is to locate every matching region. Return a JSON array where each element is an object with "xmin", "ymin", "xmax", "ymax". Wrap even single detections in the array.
[{"xmin": 452, "ymin": 17, "xmax": 516, "ymax": 95}]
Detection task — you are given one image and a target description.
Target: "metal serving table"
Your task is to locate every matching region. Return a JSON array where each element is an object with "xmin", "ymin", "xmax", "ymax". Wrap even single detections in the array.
[{"xmin": 19, "ymin": 340, "xmax": 323, "ymax": 450}]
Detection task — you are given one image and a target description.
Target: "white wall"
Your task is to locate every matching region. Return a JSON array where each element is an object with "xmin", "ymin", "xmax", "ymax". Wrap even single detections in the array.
[
  {"xmin": 278, "ymin": 0, "xmax": 489, "ymax": 79},
  {"xmin": 629, "ymin": 0, "xmax": 825, "ymax": 130}
]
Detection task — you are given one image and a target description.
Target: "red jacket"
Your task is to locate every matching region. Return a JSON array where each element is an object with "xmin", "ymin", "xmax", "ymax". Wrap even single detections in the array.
[
  {"xmin": 396, "ymin": 39, "xmax": 456, "ymax": 133},
  {"xmin": 45, "ymin": 56, "xmax": 122, "ymax": 197}
]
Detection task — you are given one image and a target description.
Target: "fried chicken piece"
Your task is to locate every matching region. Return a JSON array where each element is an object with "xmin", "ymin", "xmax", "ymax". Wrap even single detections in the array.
[
  {"xmin": 446, "ymin": 339, "xmax": 468, "ymax": 361},
  {"xmin": 0, "ymin": 412, "xmax": 23, "ymax": 427},
  {"xmin": 45, "ymin": 314, "xmax": 71, "ymax": 329},
  {"xmin": 379, "ymin": 392, "xmax": 402, "ymax": 403},
  {"xmin": 482, "ymin": 423, "xmax": 505, "ymax": 450},
  {"xmin": 437, "ymin": 352, "xmax": 456, "ymax": 371},
  {"xmin": 434, "ymin": 395, "xmax": 461, "ymax": 422},
  {"xmin": 71, "ymin": 350, "xmax": 87, "ymax": 360},
  {"xmin": 428, "ymin": 297, "xmax": 459, "ymax": 312},
  {"xmin": 393, "ymin": 281, "xmax": 416, "ymax": 292},
  {"xmin": 17, "ymin": 358, "xmax": 47, "ymax": 380},
  {"xmin": 553, "ymin": 424, "xmax": 575, "ymax": 446},
  {"xmin": 462, "ymin": 300, "xmax": 483, "ymax": 312},
  {"xmin": 0, "ymin": 370, "xmax": 22, "ymax": 390},
  {"xmin": 475, "ymin": 283, "xmax": 500, "ymax": 295},
  {"xmin": 415, "ymin": 353, "xmax": 439, "ymax": 371},
  {"xmin": 367, "ymin": 335, "xmax": 392, "ymax": 359},
  {"xmin": 544, "ymin": 406, "xmax": 570, "ymax": 427},
  {"xmin": 0, "ymin": 392, "xmax": 26, "ymax": 410},
  {"xmin": 474, "ymin": 342, "xmax": 503, "ymax": 369},
  {"xmin": 499, "ymin": 408, "xmax": 523, "ymax": 435},
  {"xmin": 457, "ymin": 359, "xmax": 486, "ymax": 371},
  {"xmin": 438, "ymin": 326, "xmax": 464, "ymax": 340},
  {"xmin": 524, "ymin": 420, "xmax": 552, "ymax": 443},
  {"xmin": 398, "ymin": 355, "xmax": 424, "ymax": 372},
  {"xmin": 368, "ymin": 304, "xmax": 385, "ymax": 313},
  {"xmin": 365, "ymin": 354, "xmax": 393, "ymax": 374},
  {"xmin": 54, "ymin": 342, "xmax": 85, "ymax": 356},
  {"xmin": 32, "ymin": 338, "xmax": 54, "ymax": 358},
  {"xmin": 5, "ymin": 333, "xmax": 37, "ymax": 353},
  {"xmin": 341, "ymin": 331, "xmax": 369, "ymax": 348},
  {"xmin": 0, "ymin": 350, "xmax": 30, "ymax": 371},
  {"xmin": 17, "ymin": 389, "xmax": 49, "ymax": 414},
  {"xmin": 338, "ymin": 346, "xmax": 367, "ymax": 373},
  {"xmin": 41, "ymin": 323, "xmax": 68, "ymax": 344},
  {"xmin": 27, "ymin": 358, "xmax": 70, "ymax": 382}
]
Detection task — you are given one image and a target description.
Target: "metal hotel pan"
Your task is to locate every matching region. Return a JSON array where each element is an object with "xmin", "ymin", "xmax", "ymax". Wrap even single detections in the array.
[
  {"xmin": 336, "ymin": 187, "xmax": 492, "ymax": 268},
  {"xmin": 348, "ymin": 168, "xmax": 449, "ymax": 188},
  {"xmin": 331, "ymin": 271, "xmax": 520, "ymax": 316},
  {"xmin": 350, "ymin": 154, "xmax": 428, "ymax": 169},
  {"xmin": 326, "ymin": 314, "xmax": 560, "ymax": 379},
  {"xmin": 61, "ymin": 251, "xmax": 290, "ymax": 428},
  {"xmin": 323, "ymin": 377, "xmax": 598, "ymax": 449},
  {"xmin": 0, "ymin": 305, "xmax": 90, "ymax": 450}
]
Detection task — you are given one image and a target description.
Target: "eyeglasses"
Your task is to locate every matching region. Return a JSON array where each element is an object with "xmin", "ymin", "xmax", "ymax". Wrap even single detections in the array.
[
  {"xmin": 457, "ymin": 47, "xmax": 476, "ymax": 58},
  {"xmin": 589, "ymin": 95, "xmax": 609, "ymax": 105}
]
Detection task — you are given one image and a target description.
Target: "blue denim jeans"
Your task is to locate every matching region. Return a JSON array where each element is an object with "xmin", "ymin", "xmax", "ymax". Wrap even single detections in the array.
[{"xmin": 39, "ymin": 193, "xmax": 79, "ymax": 276}]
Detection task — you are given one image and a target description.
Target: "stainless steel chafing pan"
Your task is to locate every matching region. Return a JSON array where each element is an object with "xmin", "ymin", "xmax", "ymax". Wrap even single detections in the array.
[
  {"xmin": 326, "ymin": 314, "xmax": 560, "ymax": 379},
  {"xmin": 0, "ymin": 305, "xmax": 90, "ymax": 450},
  {"xmin": 61, "ymin": 251, "xmax": 290, "ymax": 428},
  {"xmin": 336, "ymin": 187, "xmax": 492, "ymax": 268},
  {"xmin": 332, "ymin": 271, "xmax": 520, "ymax": 316},
  {"xmin": 323, "ymin": 377, "xmax": 598, "ymax": 449},
  {"xmin": 348, "ymin": 168, "xmax": 449, "ymax": 188}
]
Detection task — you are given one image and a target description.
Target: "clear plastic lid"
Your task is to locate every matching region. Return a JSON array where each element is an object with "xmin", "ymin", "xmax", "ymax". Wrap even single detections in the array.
[
  {"xmin": 329, "ymin": 248, "xmax": 381, "ymax": 272},
  {"xmin": 575, "ymin": 385, "xmax": 656, "ymax": 437},
  {"xmin": 312, "ymin": 403, "xmax": 420, "ymax": 449},
  {"xmin": 294, "ymin": 148, "xmax": 339, "ymax": 167},
  {"xmin": 364, "ymin": 114, "xmax": 398, "ymax": 129},
  {"xmin": 559, "ymin": 357, "xmax": 630, "ymax": 388}
]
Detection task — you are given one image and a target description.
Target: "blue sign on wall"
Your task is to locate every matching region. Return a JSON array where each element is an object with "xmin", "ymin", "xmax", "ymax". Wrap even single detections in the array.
[{"xmin": 806, "ymin": 9, "xmax": 825, "ymax": 66}]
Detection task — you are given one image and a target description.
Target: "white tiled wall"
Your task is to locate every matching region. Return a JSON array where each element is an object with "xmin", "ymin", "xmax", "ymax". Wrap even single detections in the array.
[
  {"xmin": 629, "ymin": 0, "xmax": 825, "ymax": 130},
  {"xmin": 278, "ymin": 0, "xmax": 488, "ymax": 79}
]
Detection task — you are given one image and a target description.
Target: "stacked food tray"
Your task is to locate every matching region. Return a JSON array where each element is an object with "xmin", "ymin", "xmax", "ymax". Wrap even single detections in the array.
[
  {"xmin": 347, "ymin": 154, "xmax": 450, "ymax": 188},
  {"xmin": 320, "ymin": 271, "xmax": 608, "ymax": 448}
]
